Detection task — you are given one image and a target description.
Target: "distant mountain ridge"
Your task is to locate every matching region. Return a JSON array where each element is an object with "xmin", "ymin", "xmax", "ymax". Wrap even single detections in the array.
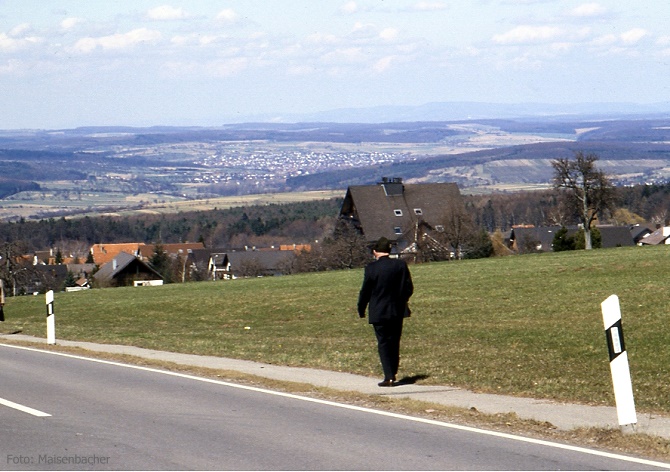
[{"xmin": 230, "ymin": 101, "xmax": 670, "ymax": 125}]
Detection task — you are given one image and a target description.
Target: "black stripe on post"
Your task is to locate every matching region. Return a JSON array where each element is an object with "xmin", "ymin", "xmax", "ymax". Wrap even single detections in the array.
[{"xmin": 605, "ymin": 319, "xmax": 626, "ymax": 361}]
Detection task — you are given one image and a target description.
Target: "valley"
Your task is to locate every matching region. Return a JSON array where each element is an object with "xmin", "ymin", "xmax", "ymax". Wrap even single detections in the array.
[{"xmin": 1, "ymin": 117, "xmax": 669, "ymax": 221}]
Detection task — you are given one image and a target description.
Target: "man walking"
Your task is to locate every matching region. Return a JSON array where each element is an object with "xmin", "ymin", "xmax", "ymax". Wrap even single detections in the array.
[{"xmin": 358, "ymin": 237, "xmax": 413, "ymax": 387}]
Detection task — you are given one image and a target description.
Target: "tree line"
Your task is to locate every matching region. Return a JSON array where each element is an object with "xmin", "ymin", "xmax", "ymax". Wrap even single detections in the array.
[
  {"xmin": 0, "ymin": 199, "xmax": 341, "ymax": 256},
  {"xmin": 467, "ymin": 180, "xmax": 670, "ymax": 233}
]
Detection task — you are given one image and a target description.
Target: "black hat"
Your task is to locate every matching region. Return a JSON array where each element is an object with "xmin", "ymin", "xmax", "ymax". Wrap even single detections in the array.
[{"xmin": 373, "ymin": 237, "xmax": 392, "ymax": 253}]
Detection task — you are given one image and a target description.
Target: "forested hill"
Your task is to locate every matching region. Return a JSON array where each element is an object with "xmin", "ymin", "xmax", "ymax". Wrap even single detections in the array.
[
  {"xmin": 0, "ymin": 198, "xmax": 343, "ymax": 251},
  {"xmin": 0, "ymin": 178, "xmax": 40, "ymax": 199}
]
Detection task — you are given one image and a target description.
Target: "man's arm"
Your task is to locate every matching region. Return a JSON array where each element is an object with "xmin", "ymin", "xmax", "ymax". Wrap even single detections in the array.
[
  {"xmin": 401, "ymin": 263, "xmax": 413, "ymax": 302},
  {"xmin": 357, "ymin": 266, "xmax": 373, "ymax": 318}
]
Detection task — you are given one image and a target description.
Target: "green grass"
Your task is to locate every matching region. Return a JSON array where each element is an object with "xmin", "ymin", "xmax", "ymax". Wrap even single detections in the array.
[{"xmin": 3, "ymin": 245, "xmax": 670, "ymax": 414}]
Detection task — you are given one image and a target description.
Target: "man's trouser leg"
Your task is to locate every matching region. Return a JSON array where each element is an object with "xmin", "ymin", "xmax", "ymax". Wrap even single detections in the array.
[{"xmin": 373, "ymin": 319, "xmax": 403, "ymax": 380}]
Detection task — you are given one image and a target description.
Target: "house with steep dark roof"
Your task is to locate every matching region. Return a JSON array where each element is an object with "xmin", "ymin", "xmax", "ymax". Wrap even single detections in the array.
[
  {"xmin": 509, "ymin": 225, "xmax": 635, "ymax": 253},
  {"xmin": 509, "ymin": 226, "xmax": 560, "ymax": 253},
  {"xmin": 92, "ymin": 252, "xmax": 164, "ymax": 288},
  {"xmin": 226, "ymin": 248, "xmax": 297, "ymax": 278},
  {"xmin": 598, "ymin": 226, "xmax": 636, "ymax": 248},
  {"xmin": 338, "ymin": 177, "xmax": 465, "ymax": 254}
]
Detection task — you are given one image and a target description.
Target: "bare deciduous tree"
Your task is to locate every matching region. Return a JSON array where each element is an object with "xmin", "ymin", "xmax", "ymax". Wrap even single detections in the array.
[
  {"xmin": 440, "ymin": 204, "xmax": 476, "ymax": 259},
  {"xmin": 328, "ymin": 220, "xmax": 370, "ymax": 269},
  {"xmin": 0, "ymin": 241, "xmax": 42, "ymax": 296},
  {"xmin": 236, "ymin": 257, "xmax": 265, "ymax": 278},
  {"xmin": 552, "ymin": 152, "xmax": 617, "ymax": 250}
]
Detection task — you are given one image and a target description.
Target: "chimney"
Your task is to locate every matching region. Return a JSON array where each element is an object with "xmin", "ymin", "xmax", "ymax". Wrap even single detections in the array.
[
  {"xmin": 379, "ymin": 176, "xmax": 404, "ymax": 196},
  {"xmin": 112, "ymin": 258, "xmax": 117, "ymax": 271}
]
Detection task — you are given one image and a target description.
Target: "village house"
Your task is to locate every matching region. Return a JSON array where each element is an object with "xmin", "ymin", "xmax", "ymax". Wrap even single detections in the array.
[
  {"xmin": 338, "ymin": 177, "xmax": 466, "ymax": 256},
  {"xmin": 86, "ymin": 241, "xmax": 304, "ymax": 285},
  {"xmin": 207, "ymin": 252, "xmax": 229, "ymax": 280},
  {"xmin": 89, "ymin": 242, "xmax": 205, "ymax": 266},
  {"xmin": 137, "ymin": 242, "xmax": 206, "ymax": 261},
  {"xmin": 637, "ymin": 225, "xmax": 670, "ymax": 245},
  {"xmin": 630, "ymin": 223, "xmax": 656, "ymax": 245},
  {"xmin": 203, "ymin": 245, "xmax": 306, "ymax": 280},
  {"xmin": 92, "ymin": 251, "xmax": 164, "ymax": 288},
  {"xmin": 509, "ymin": 225, "xmax": 635, "ymax": 253},
  {"xmin": 225, "ymin": 247, "xmax": 298, "ymax": 278}
]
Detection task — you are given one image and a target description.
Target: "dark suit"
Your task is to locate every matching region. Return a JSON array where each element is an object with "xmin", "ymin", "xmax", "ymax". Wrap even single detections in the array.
[{"xmin": 358, "ymin": 255, "xmax": 413, "ymax": 381}]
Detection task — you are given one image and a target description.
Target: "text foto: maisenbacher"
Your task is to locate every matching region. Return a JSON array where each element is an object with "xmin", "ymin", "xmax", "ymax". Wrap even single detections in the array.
[{"xmin": 39, "ymin": 454, "xmax": 110, "ymax": 465}]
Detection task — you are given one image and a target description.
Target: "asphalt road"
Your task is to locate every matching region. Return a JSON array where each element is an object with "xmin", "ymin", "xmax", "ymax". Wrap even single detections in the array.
[{"xmin": 1, "ymin": 343, "xmax": 667, "ymax": 471}]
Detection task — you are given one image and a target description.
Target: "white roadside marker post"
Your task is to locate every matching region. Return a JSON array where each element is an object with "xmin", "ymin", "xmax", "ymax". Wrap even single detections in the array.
[
  {"xmin": 46, "ymin": 290, "xmax": 55, "ymax": 345},
  {"xmin": 601, "ymin": 294, "xmax": 637, "ymax": 433}
]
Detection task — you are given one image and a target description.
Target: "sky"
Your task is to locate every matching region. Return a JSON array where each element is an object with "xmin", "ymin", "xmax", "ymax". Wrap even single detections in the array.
[{"xmin": 0, "ymin": 0, "xmax": 668, "ymax": 129}]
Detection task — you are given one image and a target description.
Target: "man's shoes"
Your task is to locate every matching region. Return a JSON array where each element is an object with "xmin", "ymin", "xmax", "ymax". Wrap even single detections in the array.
[{"xmin": 378, "ymin": 379, "xmax": 395, "ymax": 387}]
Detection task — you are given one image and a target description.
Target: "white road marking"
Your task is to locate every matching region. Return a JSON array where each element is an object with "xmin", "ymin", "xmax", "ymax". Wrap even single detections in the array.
[
  {"xmin": 0, "ymin": 396, "xmax": 51, "ymax": 417},
  {"xmin": 2, "ymin": 342, "xmax": 670, "ymax": 469}
]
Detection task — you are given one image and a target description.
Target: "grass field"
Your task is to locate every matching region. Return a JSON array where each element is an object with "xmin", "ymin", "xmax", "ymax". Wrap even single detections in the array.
[{"xmin": 3, "ymin": 245, "xmax": 670, "ymax": 415}]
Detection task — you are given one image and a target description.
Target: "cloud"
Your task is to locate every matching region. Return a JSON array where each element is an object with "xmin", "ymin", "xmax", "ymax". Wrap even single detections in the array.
[
  {"xmin": 411, "ymin": 1, "xmax": 448, "ymax": 11},
  {"xmin": 207, "ymin": 57, "xmax": 248, "ymax": 77},
  {"xmin": 287, "ymin": 64, "xmax": 315, "ymax": 76},
  {"xmin": 499, "ymin": 0, "xmax": 556, "ymax": 5},
  {"xmin": 492, "ymin": 25, "xmax": 563, "ymax": 44},
  {"xmin": 216, "ymin": 8, "xmax": 239, "ymax": 23},
  {"xmin": 321, "ymin": 47, "xmax": 365, "ymax": 64},
  {"xmin": 379, "ymin": 28, "xmax": 399, "ymax": 41},
  {"xmin": 9, "ymin": 23, "xmax": 32, "ymax": 37},
  {"xmin": 372, "ymin": 55, "xmax": 394, "ymax": 73},
  {"xmin": 590, "ymin": 29, "xmax": 648, "ymax": 48},
  {"xmin": 306, "ymin": 32, "xmax": 339, "ymax": 45},
  {"xmin": 0, "ymin": 30, "xmax": 42, "ymax": 52},
  {"xmin": 0, "ymin": 33, "xmax": 24, "ymax": 52},
  {"xmin": 61, "ymin": 17, "xmax": 83, "ymax": 30},
  {"xmin": 620, "ymin": 28, "xmax": 648, "ymax": 44},
  {"xmin": 591, "ymin": 34, "xmax": 617, "ymax": 46},
  {"xmin": 340, "ymin": 2, "xmax": 358, "ymax": 14},
  {"xmin": 0, "ymin": 23, "xmax": 42, "ymax": 53},
  {"xmin": 147, "ymin": 5, "xmax": 188, "ymax": 21},
  {"xmin": 163, "ymin": 57, "xmax": 248, "ymax": 78},
  {"xmin": 569, "ymin": 3, "xmax": 607, "ymax": 18},
  {"xmin": 74, "ymin": 28, "xmax": 162, "ymax": 53}
]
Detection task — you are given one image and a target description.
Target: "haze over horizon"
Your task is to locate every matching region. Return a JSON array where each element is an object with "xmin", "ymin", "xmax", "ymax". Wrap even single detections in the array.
[{"xmin": 1, "ymin": 1, "xmax": 668, "ymax": 130}]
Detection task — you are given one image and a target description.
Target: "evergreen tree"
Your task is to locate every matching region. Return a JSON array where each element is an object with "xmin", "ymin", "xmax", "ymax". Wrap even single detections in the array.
[
  {"xmin": 552, "ymin": 227, "xmax": 575, "ymax": 252},
  {"xmin": 574, "ymin": 227, "xmax": 601, "ymax": 250},
  {"xmin": 64, "ymin": 271, "xmax": 77, "ymax": 287},
  {"xmin": 149, "ymin": 242, "xmax": 173, "ymax": 283},
  {"xmin": 463, "ymin": 229, "xmax": 494, "ymax": 259}
]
